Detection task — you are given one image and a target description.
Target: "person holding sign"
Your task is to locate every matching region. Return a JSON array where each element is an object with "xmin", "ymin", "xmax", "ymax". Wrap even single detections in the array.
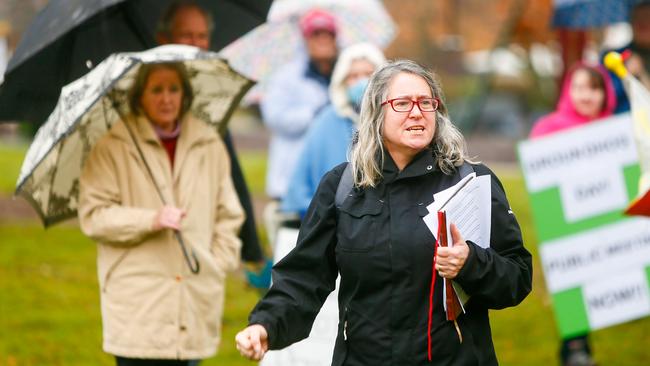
[
  {"xmin": 235, "ymin": 59, "xmax": 532, "ymax": 365},
  {"xmin": 529, "ymin": 61, "xmax": 616, "ymax": 366}
]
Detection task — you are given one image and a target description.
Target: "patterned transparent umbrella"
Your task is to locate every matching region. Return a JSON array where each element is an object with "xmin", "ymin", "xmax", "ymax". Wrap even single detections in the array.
[
  {"xmin": 15, "ymin": 44, "xmax": 253, "ymax": 227},
  {"xmin": 221, "ymin": 0, "xmax": 397, "ymax": 102}
]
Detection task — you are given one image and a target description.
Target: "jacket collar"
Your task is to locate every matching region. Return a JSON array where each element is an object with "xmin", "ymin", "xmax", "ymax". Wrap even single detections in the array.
[
  {"xmin": 108, "ymin": 113, "xmax": 219, "ymax": 184},
  {"xmin": 305, "ymin": 58, "xmax": 334, "ymax": 86},
  {"xmin": 382, "ymin": 147, "xmax": 438, "ymax": 184},
  {"xmin": 109, "ymin": 113, "xmax": 217, "ymax": 148}
]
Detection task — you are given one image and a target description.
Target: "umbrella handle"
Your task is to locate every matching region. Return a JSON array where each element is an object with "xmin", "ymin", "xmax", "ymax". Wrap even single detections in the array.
[{"xmin": 175, "ymin": 231, "xmax": 201, "ymax": 274}]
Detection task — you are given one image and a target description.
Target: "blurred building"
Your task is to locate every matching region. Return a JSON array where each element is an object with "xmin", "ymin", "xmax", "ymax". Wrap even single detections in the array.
[
  {"xmin": 0, "ymin": 0, "xmax": 47, "ymax": 51},
  {"xmin": 383, "ymin": 0, "xmax": 554, "ymax": 67},
  {"xmin": 381, "ymin": 0, "xmax": 586, "ymax": 142}
]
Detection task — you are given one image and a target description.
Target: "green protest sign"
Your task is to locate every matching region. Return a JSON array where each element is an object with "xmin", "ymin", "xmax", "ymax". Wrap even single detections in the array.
[{"xmin": 518, "ymin": 113, "xmax": 650, "ymax": 338}]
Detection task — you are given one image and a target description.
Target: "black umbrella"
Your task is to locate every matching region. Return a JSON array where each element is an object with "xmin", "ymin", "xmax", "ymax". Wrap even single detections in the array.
[{"xmin": 0, "ymin": 0, "xmax": 271, "ymax": 124}]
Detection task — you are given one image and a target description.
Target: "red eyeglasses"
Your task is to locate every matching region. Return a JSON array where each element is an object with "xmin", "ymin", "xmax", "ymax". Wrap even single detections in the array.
[{"xmin": 381, "ymin": 97, "xmax": 439, "ymax": 112}]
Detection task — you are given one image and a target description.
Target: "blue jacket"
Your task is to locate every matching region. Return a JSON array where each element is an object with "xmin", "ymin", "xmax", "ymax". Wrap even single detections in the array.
[
  {"xmin": 281, "ymin": 105, "xmax": 355, "ymax": 216},
  {"xmin": 260, "ymin": 57, "xmax": 331, "ymax": 199}
]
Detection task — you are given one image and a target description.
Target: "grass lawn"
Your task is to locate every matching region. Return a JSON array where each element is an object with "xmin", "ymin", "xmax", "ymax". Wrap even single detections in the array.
[
  {"xmin": 1, "ymin": 142, "xmax": 648, "ymax": 365},
  {"xmin": 0, "ymin": 142, "xmax": 26, "ymax": 194}
]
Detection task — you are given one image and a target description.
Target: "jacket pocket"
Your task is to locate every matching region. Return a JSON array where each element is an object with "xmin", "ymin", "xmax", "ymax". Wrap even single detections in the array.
[
  {"xmin": 412, "ymin": 202, "xmax": 436, "ymax": 253},
  {"xmin": 339, "ymin": 305, "xmax": 391, "ymax": 364},
  {"xmin": 411, "ymin": 320, "xmax": 462, "ymax": 364},
  {"xmin": 331, "ymin": 307, "xmax": 349, "ymax": 366},
  {"xmin": 100, "ymin": 248, "xmax": 130, "ymax": 293},
  {"xmin": 337, "ymin": 198, "xmax": 383, "ymax": 252},
  {"xmin": 416, "ymin": 202, "xmax": 430, "ymax": 218}
]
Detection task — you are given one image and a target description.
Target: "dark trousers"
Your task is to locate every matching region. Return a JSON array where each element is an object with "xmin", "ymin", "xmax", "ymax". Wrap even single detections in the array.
[
  {"xmin": 560, "ymin": 334, "xmax": 592, "ymax": 365},
  {"xmin": 223, "ymin": 130, "xmax": 264, "ymax": 262},
  {"xmin": 115, "ymin": 357, "xmax": 200, "ymax": 366}
]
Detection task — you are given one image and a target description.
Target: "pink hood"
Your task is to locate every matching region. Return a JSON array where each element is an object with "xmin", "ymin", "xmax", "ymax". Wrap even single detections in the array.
[{"xmin": 530, "ymin": 62, "xmax": 617, "ymax": 138}]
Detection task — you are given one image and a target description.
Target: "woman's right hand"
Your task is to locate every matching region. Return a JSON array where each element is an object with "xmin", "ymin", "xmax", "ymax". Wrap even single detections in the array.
[
  {"xmin": 235, "ymin": 324, "xmax": 269, "ymax": 361},
  {"xmin": 152, "ymin": 205, "xmax": 186, "ymax": 231}
]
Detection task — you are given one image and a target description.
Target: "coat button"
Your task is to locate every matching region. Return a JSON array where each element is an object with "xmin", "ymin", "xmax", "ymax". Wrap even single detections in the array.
[
  {"xmin": 175, "ymin": 275, "xmax": 182, "ymax": 282},
  {"xmin": 180, "ymin": 325, "xmax": 187, "ymax": 331},
  {"xmin": 426, "ymin": 165, "xmax": 433, "ymax": 170}
]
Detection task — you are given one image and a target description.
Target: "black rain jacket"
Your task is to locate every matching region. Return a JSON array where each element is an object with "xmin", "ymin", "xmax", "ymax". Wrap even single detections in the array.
[{"xmin": 249, "ymin": 148, "xmax": 533, "ymax": 365}]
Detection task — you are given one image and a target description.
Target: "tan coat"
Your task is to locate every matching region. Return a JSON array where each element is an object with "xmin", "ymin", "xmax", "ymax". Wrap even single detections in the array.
[{"xmin": 78, "ymin": 114, "xmax": 244, "ymax": 360}]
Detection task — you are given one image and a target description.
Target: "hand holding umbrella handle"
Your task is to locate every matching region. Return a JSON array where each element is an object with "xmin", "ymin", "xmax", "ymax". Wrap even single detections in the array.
[
  {"xmin": 151, "ymin": 206, "xmax": 199, "ymax": 273},
  {"xmin": 153, "ymin": 205, "xmax": 186, "ymax": 230}
]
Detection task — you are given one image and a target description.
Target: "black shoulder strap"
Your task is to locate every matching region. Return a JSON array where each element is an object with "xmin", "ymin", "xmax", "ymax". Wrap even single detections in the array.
[
  {"xmin": 335, "ymin": 163, "xmax": 353, "ymax": 207},
  {"xmin": 458, "ymin": 161, "xmax": 473, "ymax": 178}
]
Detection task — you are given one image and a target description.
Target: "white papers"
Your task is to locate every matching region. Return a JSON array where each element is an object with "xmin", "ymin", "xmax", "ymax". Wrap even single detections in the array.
[
  {"xmin": 422, "ymin": 172, "xmax": 492, "ymax": 311},
  {"xmin": 423, "ymin": 172, "xmax": 492, "ymax": 249}
]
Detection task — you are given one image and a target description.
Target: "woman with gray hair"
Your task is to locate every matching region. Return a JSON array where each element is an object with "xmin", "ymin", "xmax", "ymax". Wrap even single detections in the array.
[{"xmin": 236, "ymin": 60, "xmax": 532, "ymax": 365}]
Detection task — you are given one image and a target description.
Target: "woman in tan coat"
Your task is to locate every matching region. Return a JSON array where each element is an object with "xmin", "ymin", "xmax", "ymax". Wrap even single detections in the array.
[{"xmin": 78, "ymin": 62, "xmax": 244, "ymax": 366}]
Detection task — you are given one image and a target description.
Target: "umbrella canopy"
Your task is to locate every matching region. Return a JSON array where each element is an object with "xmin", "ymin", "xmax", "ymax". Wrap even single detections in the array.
[
  {"xmin": 221, "ymin": 0, "xmax": 396, "ymax": 92},
  {"xmin": 551, "ymin": 0, "xmax": 640, "ymax": 29},
  {"xmin": 0, "ymin": 0, "xmax": 271, "ymax": 124},
  {"xmin": 15, "ymin": 44, "xmax": 253, "ymax": 226}
]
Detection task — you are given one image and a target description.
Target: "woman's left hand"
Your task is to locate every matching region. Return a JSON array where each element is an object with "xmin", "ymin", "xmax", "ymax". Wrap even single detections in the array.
[{"xmin": 435, "ymin": 223, "xmax": 469, "ymax": 279}]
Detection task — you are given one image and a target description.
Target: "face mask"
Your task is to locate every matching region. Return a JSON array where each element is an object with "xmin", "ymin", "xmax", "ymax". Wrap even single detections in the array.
[{"xmin": 347, "ymin": 78, "xmax": 369, "ymax": 112}]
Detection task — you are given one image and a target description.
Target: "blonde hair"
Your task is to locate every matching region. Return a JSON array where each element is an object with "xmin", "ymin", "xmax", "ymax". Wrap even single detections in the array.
[{"xmin": 349, "ymin": 59, "xmax": 470, "ymax": 188}]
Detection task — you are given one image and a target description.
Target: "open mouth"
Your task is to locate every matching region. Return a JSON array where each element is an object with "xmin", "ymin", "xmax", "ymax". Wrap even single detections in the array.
[{"xmin": 406, "ymin": 126, "xmax": 425, "ymax": 132}]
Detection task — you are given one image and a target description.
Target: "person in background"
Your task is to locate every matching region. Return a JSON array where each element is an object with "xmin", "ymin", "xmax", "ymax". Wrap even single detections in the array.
[
  {"xmin": 156, "ymin": 0, "xmax": 211, "ymax": 50},
  {"xmin": 531, "ymin": 62, "xmax": 616, "ymax": 137},
  {"xmin": 157, "ymin": 0, "xmax": 271, "ymax": 288},
  {"xmin": 606, "ymin": 0, "xmax": 650, "ymax": 113},
  {"xmin": 281, "ymin": 43, "xmax": 386, "ymax": 218},
  {"xmin": 236, "ymin": 59, "xmax": 532, "ymax": 365},
  {"xmin": 79, "ymin": 62, "xmax": 244, "ymax": 366},
  {"xmin": 260, "ymin": 9, "xmax": 339, "ymax": 244},
  {"xmin": 530, "ymin": 62, "xmax": 616, "ymax": 366}
]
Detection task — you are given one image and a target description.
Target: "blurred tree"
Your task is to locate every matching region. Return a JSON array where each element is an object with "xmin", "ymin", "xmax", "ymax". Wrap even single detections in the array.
[{"xmin": 0, "ymin": 0, "xmax": 47, "ymax": 50}]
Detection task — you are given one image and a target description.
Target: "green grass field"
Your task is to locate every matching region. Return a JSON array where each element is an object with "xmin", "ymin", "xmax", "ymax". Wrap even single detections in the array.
[
  {"xmin": 1, "ymin": 142, "xmax": 648, "ymax": 365},
  {"xmin": 0, "ymin": 142, "xmax": 26, "ymax": 194}
]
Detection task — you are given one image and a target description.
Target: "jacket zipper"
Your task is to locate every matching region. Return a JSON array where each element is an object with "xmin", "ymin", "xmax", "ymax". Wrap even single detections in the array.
[{"xmin": 343, "ymin": 306, "xmax": 349, "ymax": 341}]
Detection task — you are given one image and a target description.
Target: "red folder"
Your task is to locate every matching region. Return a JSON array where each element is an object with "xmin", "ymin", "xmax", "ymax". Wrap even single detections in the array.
[{"xmin": 437, "ymin": 210, "xmax": 463, "ymax": 321}]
